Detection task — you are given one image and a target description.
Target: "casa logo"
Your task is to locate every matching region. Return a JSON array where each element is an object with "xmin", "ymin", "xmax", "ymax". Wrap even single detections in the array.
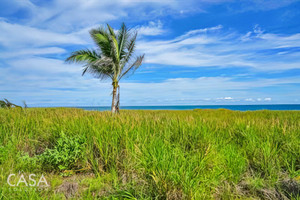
[{"xmin": 7, "ymin": 172, "xmax": 49, "ymax": 188}]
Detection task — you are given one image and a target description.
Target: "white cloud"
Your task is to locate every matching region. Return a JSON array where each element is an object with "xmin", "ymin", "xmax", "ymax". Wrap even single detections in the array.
[
  {"xmin": 137, "ymin": 21, "xmax": 165, "ymax": 36},
  {"xmin": 245, "ymin": 98, "xmax": 255, "ymax": 102},
  {"xmin": 6, "ymin": 0, "xmax": 205, "ymax": 32},
  {"xmin": 0, "ymin": 20, "xmax": 86, "ymax": 48},
  {"xmin": 6, "ymin": 57, "xmax": 81, "ymax": 74},
  {"xmin": 244, "ymin": 97, "xmax": 273, "ymax": 102},
  {"xmin": 217, "ymin": 97, "xmax": 234, "ymax": 100},
  {"xmin": 175, "ymin": 25, "xmax": 223, "ymax": 41},
  {"xmin": 136, "ymin": 25, "xmax": 300, "ymax": 71},
  {"xmin": 0, "ymin": 47, "xmax": 66, "ymax": 59}
]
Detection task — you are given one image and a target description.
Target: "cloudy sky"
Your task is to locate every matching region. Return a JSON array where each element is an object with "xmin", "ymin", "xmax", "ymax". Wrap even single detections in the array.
[{"xmin": 0, "ymin": 0, "xmax": 300, "ymax": 106}]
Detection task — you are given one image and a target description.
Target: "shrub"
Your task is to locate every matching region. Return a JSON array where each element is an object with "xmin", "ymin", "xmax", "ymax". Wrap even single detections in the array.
[{"xmin": 39, "ymin": 132, "xmax": 86, "ymax": 171}]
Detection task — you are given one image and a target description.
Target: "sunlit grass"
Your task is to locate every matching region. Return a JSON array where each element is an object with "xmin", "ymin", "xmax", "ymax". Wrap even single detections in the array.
[{"xmin": 0, "ymin": 108, "xmax": 299, "ymax": 199}]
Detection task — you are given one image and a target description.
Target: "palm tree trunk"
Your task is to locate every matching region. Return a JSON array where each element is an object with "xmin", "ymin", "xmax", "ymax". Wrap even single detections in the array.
[
  {"xmin": 116, "ymin": 86, "xmax": 120, "ymax": 113},
  {"xmin": 111, "ymin": 86, "xmax": 117, "ymax": 113}
]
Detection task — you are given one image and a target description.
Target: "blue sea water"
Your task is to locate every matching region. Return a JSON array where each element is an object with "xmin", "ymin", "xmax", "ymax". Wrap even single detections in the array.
[{"xmin": 78, "ymin": 104, "xmax": 300, "ymax": 111}]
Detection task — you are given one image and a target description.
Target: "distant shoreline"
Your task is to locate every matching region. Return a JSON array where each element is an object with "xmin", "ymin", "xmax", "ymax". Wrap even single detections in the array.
[{"xmin": 70, "ymin": 104, "xmax": 300, "ymax": 111}]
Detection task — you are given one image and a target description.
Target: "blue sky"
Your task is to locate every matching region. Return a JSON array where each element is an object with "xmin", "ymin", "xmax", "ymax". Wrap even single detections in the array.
[{"xmin": 0, "ymin": 0, "xmax": 300, "ymax": 106}]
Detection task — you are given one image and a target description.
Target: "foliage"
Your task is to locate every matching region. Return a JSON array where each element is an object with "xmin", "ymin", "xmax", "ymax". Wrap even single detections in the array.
[
  {"xmin": 16, "ymin": 132, "xmax": 86, "ymax": 173},
  {"xmin": 40, "ymin": 132, "xmax": 86, "ymax": 171},
  {"xmin": 0, "ymin": 108, "xmax": 299, "ymax": 199}
]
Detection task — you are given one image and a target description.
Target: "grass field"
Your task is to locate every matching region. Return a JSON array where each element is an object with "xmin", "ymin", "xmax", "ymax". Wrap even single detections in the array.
[{"xmin": 0, "ymin": 108, "xmax": 299, "ymax": 199}]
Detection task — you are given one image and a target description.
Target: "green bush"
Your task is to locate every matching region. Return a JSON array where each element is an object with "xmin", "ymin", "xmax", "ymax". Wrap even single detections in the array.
[{"xmin": 39, "ymin": 132, "xmax": 86, "ymax": 171}]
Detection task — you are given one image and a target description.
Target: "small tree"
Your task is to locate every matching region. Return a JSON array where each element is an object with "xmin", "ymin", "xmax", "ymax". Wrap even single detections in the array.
[{"xmin": 66, "ymin": 23, "xmax": 144, "ymax": 113}]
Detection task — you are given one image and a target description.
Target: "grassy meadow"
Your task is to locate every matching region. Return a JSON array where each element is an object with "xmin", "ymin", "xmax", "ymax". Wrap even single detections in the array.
[{"xmin": 0, "ymin": 108, "xmax": 299, "ymax": 199}]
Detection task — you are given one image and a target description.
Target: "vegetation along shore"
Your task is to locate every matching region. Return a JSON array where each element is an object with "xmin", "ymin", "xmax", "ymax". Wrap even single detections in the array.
[{"xmin": 0, "ymin": 108, "xmax": 299, "ymax": 199}]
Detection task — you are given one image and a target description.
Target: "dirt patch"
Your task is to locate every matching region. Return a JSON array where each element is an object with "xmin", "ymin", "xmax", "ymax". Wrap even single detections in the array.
[
  {"xmin": 119, "ymin": 169, "xmax": 147, "ymax": 186},
  {"xmin": 215, "ymin": 178, "xmax": 300, "ymax": 200},
  {"xmin": 166, "ymin": 188, "xmax": 185, "ymax": 200},
  {"xmin": 257, "ymin": 188, "xmax": 287, "ymax": 200},
  {"xmin": 56, "ymin": 182, "xmax": 79, "ymax": 199},
  {"xmin": 279, "ymin": 179, "xmax": 300, "ymax": 199}
]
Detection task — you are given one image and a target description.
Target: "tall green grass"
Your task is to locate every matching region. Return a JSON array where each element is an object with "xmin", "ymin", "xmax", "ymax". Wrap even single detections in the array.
[{"xmin": 0, "ymin": 108, "xmax": 299, "ymax": 199}]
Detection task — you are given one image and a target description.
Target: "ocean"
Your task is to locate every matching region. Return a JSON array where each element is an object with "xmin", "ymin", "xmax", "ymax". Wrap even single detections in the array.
[{"xmin": 78, "ymin": 104, "xmax": 300, "ymax": 111}]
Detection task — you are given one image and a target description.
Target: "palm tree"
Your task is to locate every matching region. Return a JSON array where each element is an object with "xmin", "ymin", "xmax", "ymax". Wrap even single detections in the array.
[{"xmin": 66, "ymin": 23, "xmax": 144, "ymax": 113}]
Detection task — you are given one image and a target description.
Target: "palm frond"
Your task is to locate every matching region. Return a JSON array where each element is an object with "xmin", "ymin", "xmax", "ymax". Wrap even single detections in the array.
[
  {"xmin": 107, "ymin": 24, "xmax": 116, "ymax": 38},
  {"xmin": 83, "ymin": 64, "xmax": 114, "ymax": 80},
  {"xmin": 65, "ymin": 49, "xmax": 100, "ymax": 64},
  {"xmin": 120, "ymin": 31, "xmax": 137, "ymax": 69},
  {"xmin": 106, "ymin": 34, "xmax": 120, "ymax": 79},
  {"xmin": 89, "ymin": 27, "xmax": 111, "ymax": 57},
  {"xmin": 117, "ymin": 23, "xmax": 129, "ymax": 60},
  {"xmin": 109, "ymin": 35, "xmax": 120, "ymax": 64},
  {"xmin": 119, "ymin": 54, "xmax": 144, "ymax": 80},
  {"xmin": 81, "ymin": 56, "xmax": 114, "ymax": 79}
]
